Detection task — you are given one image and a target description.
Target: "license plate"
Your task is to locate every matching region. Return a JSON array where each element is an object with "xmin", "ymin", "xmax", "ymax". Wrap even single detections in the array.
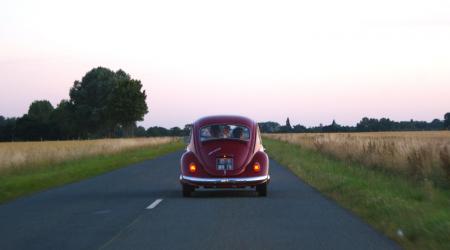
[{"xmin": 216, "ymin": 158, "xmax": 233, "ymax": 170}]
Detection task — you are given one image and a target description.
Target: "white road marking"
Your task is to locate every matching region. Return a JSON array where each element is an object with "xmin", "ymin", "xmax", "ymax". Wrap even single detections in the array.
[{"xmin": 146, "ymin": 198, "xmax": 163, "ymax": 209}]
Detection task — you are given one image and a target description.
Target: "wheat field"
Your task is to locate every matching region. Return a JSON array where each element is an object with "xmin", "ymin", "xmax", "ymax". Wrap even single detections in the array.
[
  {"xmin": 0, "ymin": 137, "xmax": 179, "ymax": 172},
  {"xmin": 264, "ymin": 132, "xmax": 450, "ymax": 184}
]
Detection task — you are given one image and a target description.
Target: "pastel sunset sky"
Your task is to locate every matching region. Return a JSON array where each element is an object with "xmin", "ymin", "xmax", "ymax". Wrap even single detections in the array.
[{"xmin": 1, "ymin": 0, "xmax": 449, "ymax": 128}]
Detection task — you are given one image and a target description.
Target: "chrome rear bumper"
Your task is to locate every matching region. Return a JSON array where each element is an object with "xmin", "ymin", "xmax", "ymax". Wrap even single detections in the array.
[{"xmin": 180, "ymin": 175, "xmax": 270, "ymax": 184}]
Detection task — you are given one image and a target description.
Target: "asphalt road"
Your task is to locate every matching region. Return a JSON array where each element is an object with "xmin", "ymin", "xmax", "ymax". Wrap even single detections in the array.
[{"xmin": 0, "ymin": 150, "xmax": 400, "ymax": 250}]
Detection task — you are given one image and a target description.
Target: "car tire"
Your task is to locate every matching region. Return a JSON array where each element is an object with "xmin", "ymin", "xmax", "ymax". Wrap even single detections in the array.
[
  {"xmin": 256, "ymin": 183, "xmax": 267, "ymax": 197},
  {"xmin": 182, "ymin": 184, "xmax": 194, "ymax": 197}
]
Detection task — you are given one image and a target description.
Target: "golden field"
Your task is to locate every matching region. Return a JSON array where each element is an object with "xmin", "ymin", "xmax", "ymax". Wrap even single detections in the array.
[
  {"xmin": 0, "ymin": 137, "xmax": 179, "ymax": 172},
  {"xmin": 264, "ymin": 132, "xmax": 450, "ymax": 184}
]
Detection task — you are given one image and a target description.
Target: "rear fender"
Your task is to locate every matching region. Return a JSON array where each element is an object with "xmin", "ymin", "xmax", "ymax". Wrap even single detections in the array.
[
  {"xmin": 247, "ymin": 151, "xmax": 269, "ymax": 176},
  {"xmin": 180, "ymin": 151, "xmax": 207, "ymax": 177}
]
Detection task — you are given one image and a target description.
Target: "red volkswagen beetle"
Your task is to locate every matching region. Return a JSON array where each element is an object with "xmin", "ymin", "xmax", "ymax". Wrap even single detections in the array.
[{"xmin": 179, "ymin": 115, "xmax": 270, "ymax": 197}]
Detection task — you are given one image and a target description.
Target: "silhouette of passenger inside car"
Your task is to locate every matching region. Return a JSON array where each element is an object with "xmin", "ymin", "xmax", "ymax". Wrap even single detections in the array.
[
  {"xmin": 210, "ymin": 125, "xmax": 220, "ymax": 138},
  {"xmin": 222, "ymin": 125, "xmax": 231, "ymax": 138},
  {"xmin": 232, "ymin": 127, "xmax": 244, "ymax": 139}
]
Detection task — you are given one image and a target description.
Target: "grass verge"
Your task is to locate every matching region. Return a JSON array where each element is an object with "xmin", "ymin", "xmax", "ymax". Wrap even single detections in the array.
[
  {"xmin": 264, "ymin": 138, "xmax": 450, "ymax": 250},
  {"xmin": 0, "ymin": 140, "xmax": 184, "ymax": 204}
]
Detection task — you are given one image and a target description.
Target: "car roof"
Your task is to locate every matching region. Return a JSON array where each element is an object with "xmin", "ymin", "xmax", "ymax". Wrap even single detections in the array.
[{"xmin": 193, "ymin": 115, "xmax": 255, "ymax": 128}]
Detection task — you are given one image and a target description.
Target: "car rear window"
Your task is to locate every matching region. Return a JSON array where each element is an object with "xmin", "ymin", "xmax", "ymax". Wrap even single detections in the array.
[{"xmin": 200, "ymin": 124, "xmax": 250, "ymax": 142}]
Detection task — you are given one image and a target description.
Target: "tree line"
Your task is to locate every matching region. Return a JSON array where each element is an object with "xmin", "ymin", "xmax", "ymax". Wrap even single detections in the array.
[
  {"xmin": 259, "ymin": 114, "xmax": 450, "ymax": 133},
  {"xmin": 0, "ymin": 67, "xmax": 183, "ymax": 141},
  {"xmin": 1, "ymin": 66, "xmax": 448, "ymax": 141}
]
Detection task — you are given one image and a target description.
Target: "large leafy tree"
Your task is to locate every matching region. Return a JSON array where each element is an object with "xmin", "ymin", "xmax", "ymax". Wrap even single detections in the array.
[
  {"xmin": 107, "ymin": 70, "xmax": 148, "ymax": 136},
  {"xmin": 70, "ymin": 67, "xmax": 116, "ymax": 136},
  {"xmin": 69, "ymin": 67, "xmax": 148, "ymax": 137}
]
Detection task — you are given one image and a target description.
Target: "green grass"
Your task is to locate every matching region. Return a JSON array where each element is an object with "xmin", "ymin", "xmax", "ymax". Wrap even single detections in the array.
[
  {"xmin": 264, "ymin": 138, "xmax": 450, "ymax": 250},
  {"xmin": 0, "ymin": 140, "xmax": 184, "ymax": 204}
]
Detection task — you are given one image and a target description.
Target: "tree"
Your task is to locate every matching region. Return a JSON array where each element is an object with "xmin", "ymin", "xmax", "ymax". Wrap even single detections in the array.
[
  {"xmin": 323, "ymin": 120, "xmax": 341, "ymax": 133},
  {"xmin": 169, "ymin": 127, "xmax": 182, "ymax": 136},
  {"xmin": 292, "ymin": 124, "xmax": 307, "ymax": 133},
  {"xmin": 183, "ymin": 124, "xmax": 192, "ymax": 136},
  {"xmin": 28, "ymin": 100, "xmax": 54, "ymax": 122},
  {"xmin": 135, "ymin": 126, "xmax": 147, "ymax": 137},
  {"xmin": 0, "ymin": 116, "xmax": 5, "ymax": 136},
  {"xmin": 356, "ymin": 117, "xmax": 380, "ymax": 132},
  {"xmin": 50, "ymin": 100, "xmax": 76, "ymax": 139},
  {"xmin": 286, "ymin": 117, "xmax": 291, "ymax": 128},
  {"xmin": 69, "ymin": 67, "xmax": 148, "ymax": 137},
  {"xmin": 15, "ymin": 100, "xmax": 54, "ymax": 140},
  {"xmin": 70, "ymin": 67, "xmax": 116, "ymax": 136},
  {"xmin": 429, "ymin": 119, "xmax": 444, "ymax": 130},
  {"xmin": 285, "ymin": 117, "xmax": 292, "ymax": 131},
  {"xmin": 258, "ymin": 122, "xmax": 281, "ymax": 133},
  {"xmin": 379, "ymin": 118, "xmax": 393, "ymax": 131},
  {"xmin": 445, "ymin": 112, "xmax": 450, "ymax": 129},
  {"xmin": 0, "ymin": 116, "xmax": 17, "ymax": 141},
  {"xmin": 146, "ymin": 126, "xmax": 169, "ymax": 137},
  {"xmin": 107, "ymin": 70, "xmax": 148, "ymax": 136},
  {"xmin": 0, "ymin": 116, "xmax": 4, "ymax": 139}
]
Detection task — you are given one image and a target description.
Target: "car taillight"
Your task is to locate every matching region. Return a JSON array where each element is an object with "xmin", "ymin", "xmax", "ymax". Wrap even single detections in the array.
[
  {"xmin": 253, "ymin": 162, "xmax": 261, "ymax": 172},
  {"xmin": 189, "ymin": 162, "xmax": 197, "ymax": 173}
]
